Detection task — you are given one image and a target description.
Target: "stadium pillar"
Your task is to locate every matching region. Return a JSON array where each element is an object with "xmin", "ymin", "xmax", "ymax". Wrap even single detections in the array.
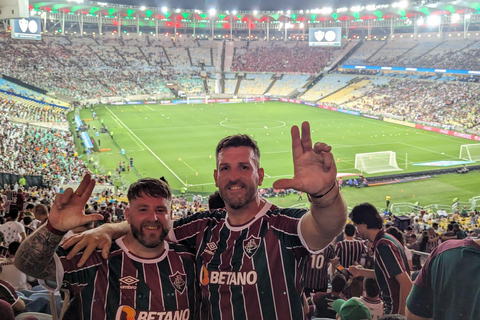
[
  {"xmin": 266, "ymin": 20, "xmax": 269, "ymax": 42},
  {"xmin": 211, "ymin": 19, "xmax": 214, "ymax": 39},
  {"xmin": 117, "ymin": 17, "xmax": 121, "ymax": 35},
  {"xmin": 248, "ymin": 17, "xmax": 251, "ymax": 39},
  {"xmin": 390, "ymin": 16, "xmax": 394, "ymax": 36},
  {"xmin": 98, "ymin": 15, "xmax": 102, "ymax": 35},
  {"xmin": 137, "ymin": 14, "xmax": 140, "ymax": 34},
  {"xmin": 230, "ymin": 14, "xmax": 233, "ymax": 39},
  {"xmin": 155, "ymin": 17, "xmax": 159, "ymax": 37},
  {"xmin": 414, "ymin": 13, "xmax": 419, "ymax": 39},
  {"xmin": 193, "ymin": 15, "xmax": 196, "ymax": 37},
  {"xmin": 61, "ymin": 12, "xmax": 65, "ymax": 35},
  {"xmin": 464, "ymin": 11, "xmax": 470, "ymax": 39},
  {"xmin": 80, "ymin": 14, "xmax": 84, "ymax": 35}
]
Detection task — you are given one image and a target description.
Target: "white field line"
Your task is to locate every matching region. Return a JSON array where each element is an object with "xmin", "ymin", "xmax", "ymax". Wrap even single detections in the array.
[{"xmin": 106, "ymin": 107, "xmax": 186, "ymax": 186}]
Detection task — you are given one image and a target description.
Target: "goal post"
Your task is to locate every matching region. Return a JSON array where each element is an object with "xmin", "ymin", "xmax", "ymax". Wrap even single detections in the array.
[
  {"xmin": 186, "ymin": 96, "xmax": 209, "ymax": 105},
  {"xmin": 355, "ymin": 151, "xmax": 402, "ymax": 174},
  {"xmin": 459, "ymin": 144, "xmax": 480, "ymax": 161}
]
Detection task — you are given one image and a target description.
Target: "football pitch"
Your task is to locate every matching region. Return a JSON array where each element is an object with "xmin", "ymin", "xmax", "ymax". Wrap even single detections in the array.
[{"xmin": 74, "ymin": 101, "xmax": 480, "ymax": 210}]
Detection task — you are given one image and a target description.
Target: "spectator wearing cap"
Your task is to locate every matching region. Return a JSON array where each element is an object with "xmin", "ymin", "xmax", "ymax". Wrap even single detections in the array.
[{"xmin": 333, "ymin": 297, "xmax": 372, "ymax": 320}]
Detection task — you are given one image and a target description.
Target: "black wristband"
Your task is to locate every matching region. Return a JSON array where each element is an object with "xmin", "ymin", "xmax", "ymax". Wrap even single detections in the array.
[
  {"xmin": 45, "ymin": 220, "xmax": 67, "ymax": 236},
  {"xmin": 309, "ymin": 181, "xmax": 337, "ymax": 199}
]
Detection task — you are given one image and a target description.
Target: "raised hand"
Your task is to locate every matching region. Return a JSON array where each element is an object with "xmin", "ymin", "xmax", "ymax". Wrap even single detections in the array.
[
  {"xmin": 273, "ymin": 121, "xmax": 337, "ymax": 196},
  {"xmin": 49, "ymin": 174, "xmax": 103, "ymax": 232}
]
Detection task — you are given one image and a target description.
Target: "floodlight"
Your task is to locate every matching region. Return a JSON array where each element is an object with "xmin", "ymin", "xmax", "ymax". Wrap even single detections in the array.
[
  {"xmin": 287, "ymin": 10, "xmax": 291, "ymax": 14},
  {"xmin": 337, "ymin": 7, "xmax": 348, "ymax": 13},
  {"xmin": 253, "ymin": 10, "xmax": 258, "ymax": 15},
  {"xmin": 366, "ymin": 4, "xmax": 376, "ymax": 11},
  {"xmin": 300, "ymin": 22, "xmax": 304, "ymax": 28},
  {"xmin": 350, "ymin": 6, "xmax": 362, "ymax": 12},
  {"xmin": 451, "ymin": 13, "xmax": 460, "ymax": 23},
  {"xmin": 209, "ymin": 8, "xmax": 216, "ymax": 16},
  {"xmin": 175, "ymin": 9, "xmax": 181, "ymax": 13},
  {"xmin": 161, "ymin": 7, "xmax": 168, "ymax": 13},
  {"xmin": 232, "ymin": 10, "xmax": 237, "ymax": 15},
  {"xmin": 140, "ymin": 6, "xmax": 146, "ymax": 11},
  {"xmin": 427, "ymin": 15, "xmax": 441, "ymax": 26},
  {"xmin": 392, "ymin": 1, "xmax": 408, "ymax": 9},
  {"xmin": 321, "ymin": 7, "xmax": 333, "ymax": 15},
  {"xmin": 466, "ymin": 14, "xmax": 471, "ymax": 20},
  {"xmin": 417, "ymin": 17, "xmax": 424, "ymax": 25}
]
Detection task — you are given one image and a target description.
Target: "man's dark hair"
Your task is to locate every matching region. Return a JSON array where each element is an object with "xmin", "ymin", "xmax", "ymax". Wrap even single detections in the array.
[
  {"xmin": 332, "ymin": 273, "xmax": 347, "ymax": 292},
  {"xmin": 208, "ymin": 191, "xmax": 225, "ymax": 210},
  {"xmin": 8, "ymin": 209, "xmax": 19, "ymax": 220},
  {"xmin": 349, "ymin": 203, "xmax": 383, "ymax": 229},
  {"xmin": 364, "ymin": 277, "xmax": 380, "ymax": 298},
  {"xmin": 8, "ymin": 241, "xmax": 20, "ymax": 256},
  {"xmin": 386, "ymin": 226, "xmax": 405, "ymax": 246},
  {"xmin": 447, "ymin": 224, "xmax": 453, "ymax": 231},
  {"xmin": 344, "ymin": 223, "xmax": 356, "ymax": 237},
  {"xmin": 23, "ymin": 216, "xmax": 32, "ymax": 226},
  {"xmin": 25, "ymin": 203, "xmax": 35, "ymax": 211},
  {"xmin": 215, "ymin": 134, "xmax": 260, "ymax": 165},
  {"xmin": 406, "ymin": 226, "xmax": 413, "ymax": 231},
  {"xmin": 127, "ymin": 178, "xmax": 172, "ymax": 203},
  {"xmin": 331, "ymin": 273, "xmax": 347, "ymax": 293},
  {"xmin": 34, "ymin": 204, "xmax": 49, "ymax": 218}
]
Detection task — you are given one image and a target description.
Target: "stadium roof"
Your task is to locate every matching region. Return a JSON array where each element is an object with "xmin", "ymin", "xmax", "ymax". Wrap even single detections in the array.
[{"xmin": 28, "ymin": 0, "xmax": 480, "ymax": 22}]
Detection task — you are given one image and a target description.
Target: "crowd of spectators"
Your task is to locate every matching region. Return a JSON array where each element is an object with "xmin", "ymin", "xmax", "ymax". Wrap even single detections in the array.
[
  {"xmin": 340, "ymin": 78, "xmax": 480, "ymax": 129},
  {"xmin": 0, "ymin": 114, "xmax": 88, "ymax": 185},
  {"xmin": 231, "ymin": 42, "xmax": 336, "ymax": 74}
]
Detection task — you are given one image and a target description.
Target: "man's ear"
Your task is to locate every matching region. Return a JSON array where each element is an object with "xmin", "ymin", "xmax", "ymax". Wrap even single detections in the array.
[
  {"xmin": 125, "ymin": 206, "xmax": 131, "ymax": 223},
  {"xmin": 214, "ymin": 169, "xmax": 219, "ymax": 188},
  {"xmin": 258, "ymin": 167, "xmax": 264, "ymax": 186}
]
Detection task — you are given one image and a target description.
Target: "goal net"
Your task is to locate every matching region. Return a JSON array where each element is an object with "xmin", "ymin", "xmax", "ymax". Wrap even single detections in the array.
[
  {"xmin": 459, "ymin": 144, "xmax": 480, "ymax": 161},
  {"xmin": 186, "ymin": 96, "xmax": 209, "ymax": 104},
  {"xmin": 355, "ymin": 151, "xmax": 402, "ymax": 174}
]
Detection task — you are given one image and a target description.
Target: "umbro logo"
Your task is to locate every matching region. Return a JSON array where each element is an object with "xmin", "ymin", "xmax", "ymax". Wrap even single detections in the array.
[
  {"xmin": 204, "ymin": 242, "xmax": 218, "ymax": 255},
  {"xmin": 119, "ymin": 276, "xmax": 139, "ymax": 289}
]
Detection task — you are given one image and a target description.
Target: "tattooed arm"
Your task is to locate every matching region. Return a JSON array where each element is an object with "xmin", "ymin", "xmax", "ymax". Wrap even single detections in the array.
[
  {"xmin": 14, "ymin": 174, "xmax": 103, "ymax": 280},
  {"xmin": 14, "ymin": 226, "xmax": 64, "ymax": 281}
]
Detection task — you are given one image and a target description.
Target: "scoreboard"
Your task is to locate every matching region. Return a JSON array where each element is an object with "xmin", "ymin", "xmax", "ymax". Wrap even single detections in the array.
[
  {"xmin": 309, "ymin": 27, "xmax": 341, "ymax": 47},
  {"xmin": 11, "ymin": 17, "xmax": 42, "ymax": 40}
]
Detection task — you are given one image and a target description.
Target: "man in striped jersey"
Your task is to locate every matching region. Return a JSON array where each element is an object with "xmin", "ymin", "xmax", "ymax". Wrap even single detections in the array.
[
  {"xmin": 14, "ymin": 175, "xmax": 197, "ymax": 320},
  {"xmin": 348, "ymin": 203, "xmax": 412, "ymax": 316},
  {"xmin": 335, "ymin": 223, "xmax": 366, "ymax": 268},
  {"xmin": 303, "ymin": 242, "xmax": 336, "ymax": 297},
  {"xmin": 65, "ymin": 121, "xmax": 348, "ymax": 320},
  {"xmin": 335, "ymin": 223, "xmax": 367, "ymax": 297}
]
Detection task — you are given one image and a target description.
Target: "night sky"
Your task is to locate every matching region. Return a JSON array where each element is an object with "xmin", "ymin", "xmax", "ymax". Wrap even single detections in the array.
[{"xmin": 102, "ymin": 0, "xmax": 383, "ymax": 11}]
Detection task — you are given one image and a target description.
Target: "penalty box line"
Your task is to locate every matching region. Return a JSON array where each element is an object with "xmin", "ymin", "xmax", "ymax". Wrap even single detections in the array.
[{"xmin": 106, "ymin": 107, "xmax": 186, "ymax": 187}]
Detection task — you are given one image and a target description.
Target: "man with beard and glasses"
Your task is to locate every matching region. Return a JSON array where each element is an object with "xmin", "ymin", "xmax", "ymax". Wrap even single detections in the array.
[
  {"xmin": 61, "ymin": 121, "xmax": 348, "ymax": 320},
  {"xmin": 14, "ymin": 175, "xmax": 197, "ymax": 320}
]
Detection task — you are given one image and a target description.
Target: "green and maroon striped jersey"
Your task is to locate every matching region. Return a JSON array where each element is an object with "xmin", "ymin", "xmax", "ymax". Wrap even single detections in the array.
[
  {"xmin": 56, "ymin": 237, "xmax": 197, "ymax": 320},
  {"xmin": 172, "ymin": 202, "xmax": 314, "ymax": 320}
]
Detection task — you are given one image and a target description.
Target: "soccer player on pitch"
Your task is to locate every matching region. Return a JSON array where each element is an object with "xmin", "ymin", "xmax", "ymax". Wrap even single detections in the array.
[
  {"xmin": 62, "ymin": 121, "xmax": 348, "ymax": 320},
  {"xmin": 14, "ymin": 176, "xmax": 197, "ymax": 320}
]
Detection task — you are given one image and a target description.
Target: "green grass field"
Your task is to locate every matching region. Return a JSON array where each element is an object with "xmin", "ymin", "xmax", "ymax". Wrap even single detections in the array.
[{"xmin": 72, "ymin": 101, "xmax": 480, "ymax": 211}]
